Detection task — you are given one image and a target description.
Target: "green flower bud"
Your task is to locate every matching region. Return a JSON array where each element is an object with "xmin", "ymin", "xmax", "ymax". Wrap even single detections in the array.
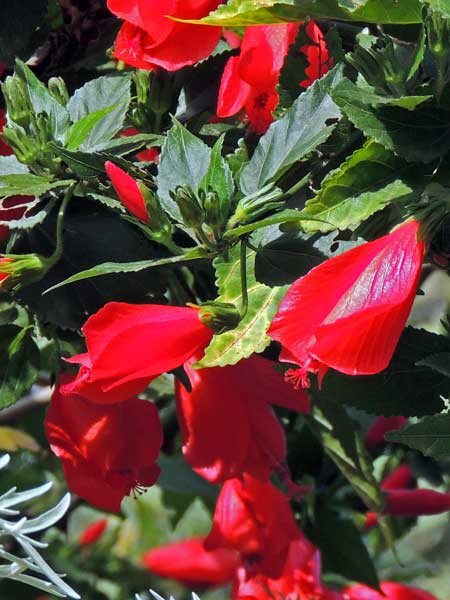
[
  {"xmin": 0, "ymin": 253, "xmax": 47, "ymax": 291},
  {"xmin": 48, "ymin": 77, "xmax": 69, "ymax": 106},
  {"xmin": 228, "ymin": 183, "xmax": 283, "ymax": 229},
  {"xmin": 171, "ymin": 185, "xmax": 204, "ymax": 228},
  {"xmin": 1, "ymin": 77, "xmax": 32, "ymax": 128},
  {"xmin": 198, "ymin": 301, "xmax": 241, "ymax": 333}
]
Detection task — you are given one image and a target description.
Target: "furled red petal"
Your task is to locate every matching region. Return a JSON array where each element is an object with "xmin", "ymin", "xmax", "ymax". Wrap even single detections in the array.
[
  {"xmin": 107, "ymin": 0, "xmax": 143, "ymax": 26},
  {"xmin": 46, "ymin": 377, "xmax": 163, "ymax": 512},
  {"xmin": 344, "ymin": 581, "xmax": 437, "ymax": 600},
  {"xmin": 105, "ymin": 161, "xmax": 148, "ymax": 222},
  {"xmin": 381, "ymin": 464, "xmax": 413, "ymax": 490},
  {"xmin": 177, "ymin": 355, "xmax": 308, "ymax": 483},
  {"xmin": 269, "ymin": 220, "xmax": 424, "ymax": 377},
  {"xmin": 217, "ymin": 56, "xmax": 251, "ymax": 118},
  {"xmin": 143, "ymin": 538, "xmax": 239, "ymax": 588},
  {"xmin": 0, "ymin": 109, "xmax": 12, "ymax": 156},
  {"xmin": 64, "ymin": 303, "xmax": 213, "ymax": 404}
]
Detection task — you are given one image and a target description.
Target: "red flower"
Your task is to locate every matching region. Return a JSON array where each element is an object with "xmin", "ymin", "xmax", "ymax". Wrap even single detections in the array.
[
  {"xmin": 234, "ymin": 537, "xmax": 341, "ymax": 600},
  {"xmin": 105, "ymin": 161, "xmax": 148, "ymax": 223},
  {"xmin": 107, "ymin": 0, "xmax": 222, "ymax": 71},
  {"xmin": 205, "ymin": 475, "xmax": 300, "ymax": 579},
  {"xmin": 45, "ymin": 376, "xmax": 163, "ymax": 512},
  {"xmin": 365, "ymin": 416, "xmax": 408, "ymax": 449},
  {"xmin": 344, "ymin": 581, "xmax": 437, "ymax": 600},
  {"xmin": 217, "ymin": 22, "xmax": 331, "ymax": 134},
  {"xmin": 269, "ymin": 220, "xmax": 425, "ymax": 388},
  {"xmin": 78, "ymin": 519, "xmax": 108, "ymax": 546},
  {"xmin": 143, "ymin": 537, "xmax": 239, "ymax": 588},
  {"xmin": 62, "ymin": 302, "xmax": 213, "ymax": 404},
  {"xmin": 177, "ymin": 354, "xmax": 309, "ymax": 483},
  {"xmin": 217, "ymin": 24, "xmax": 299, "ymax": 134}
]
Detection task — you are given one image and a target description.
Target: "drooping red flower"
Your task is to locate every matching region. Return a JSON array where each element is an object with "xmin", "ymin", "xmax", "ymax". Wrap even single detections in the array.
[
  {"xmin": 177, "ymin": 354, "xmax": 309, "ymax": 483},
  {"xmin": 217, "ymin": 24, "xmax": 299, "ymax": 134},
  {"xmin": 343, "ymin": 581, "xmax": 437, "ymax": 600},
  {"xmin": 143, "ymin": 537, "xmax": 239, "ymax": 588},
  {"xmin": 269, "ymin": 220, "xmax": 425, "ymax": 388},
  {"xmin": 105, "ymin": 161, "xmax": 148, "ymax": 223},
  {"xmin": 205, "ymin": 475, "xmax": 300, "ymax": 579},
  {"xmin": 384, "ymin": 488, "xmax": 450, "ymax": 516},
  {"xmin": 78, "ymin": 519, "xmax": 108, "ymax": 546},
  {"xmin": 45, "ymin": 376, "xmax": 163, "ymax": 512},
  {"xmin": 365, "ymin": 416, "xmax": 408, "ymax": 449},
  {"xmin": 62, "ymin": 302, "xmax": 213, "ymax": 404},
  {"xmin": 107, "ymin": 0, "xmax": 222, "ymax": 71}
]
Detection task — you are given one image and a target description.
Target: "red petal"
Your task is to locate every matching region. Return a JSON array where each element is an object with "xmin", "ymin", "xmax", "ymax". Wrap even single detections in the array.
[
  {"xmin": 217, "ymin": 56, "xmax": 251, "ymax": 118},
  {"xmin": 105, "ymin": 161, "xmax": 148, "ymax": 223}
]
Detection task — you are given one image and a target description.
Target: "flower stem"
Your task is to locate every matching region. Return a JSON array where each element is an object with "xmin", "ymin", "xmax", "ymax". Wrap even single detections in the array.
[
  {"xmin": 45, "ymin": 183, "xmax": 75, "ymax": 267},
  {"xmin": 240, "ymin": 239, "xmax": 249, "ymax": 318}
]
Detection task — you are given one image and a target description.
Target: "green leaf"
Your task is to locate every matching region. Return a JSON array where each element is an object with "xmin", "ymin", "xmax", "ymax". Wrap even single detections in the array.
[
  {"xmin": 421, "ymin": 0, "xmax": 450, "ymax": 18},
  {"xmin": 64, "ymin": 105, "xmax": 117, "ymax": 151},
  {"xmin": 157, "ymin": 120, "xmax": 211, "ymax": 222},
  {"xmin": 312, "ymin": 504, "xmax": 380, "ymax": 589},
  {"xmin": 0, "ymin": 174, "xmax": 75, "ymax": 199},
  {"xmin": 200, "ymin": 135, "xmax": 234, "ymax": 201},
  {"xmin": 332, "ymin": 79, "xmax": 450, "ymax": 163},
  {"xmin": 300, "ymin": 141, "xmax": 416, "ymax": 232},
  {"xmin": 321, "ymin": 328, "xmax": 450, "ymax": 417},
  {"xmin": 66, "ymin": 75, "xmax": 131, "ymax": 151},
  {"xmin": 0, "ymin": 325, "xmax": 40, "ymax": 410},
  {"xmin": 386, "ymin": 414, "xmax": 450, "ymax": 458},
  {"xmin": 14, "ymin": 60, "xmax": 70, "ymax": 143},
  {"xmin": 98, "ymin": 133, "xmax": 163, "ymax": 156},
  {"xmin": 417, "ymin": 352, "xmax": 450, "ymax": 377},
  {"xmin": 0, "ymin": 0, "xmax": 47, "ymax": 61},
  {"xmin": 253, "ymin": 227, "xmax": 325, "ymax": 286},
  {"xmin": 196, "ymin": 245, "xmax": 286, "ymax": 367},
  {"xmin": 338, "ymin": 0, "xmax": 369, "ymax": 10},
  {"xmin": 0, "ymin": 155, "xmax": 29, "ymax": 176},
  {"xmin": 158, "ymin": 454, "xmax": 218, "ymax": 501},
  {"xmin": 183, "ymin": 0, "xmax": 422, "ymax": 26},
  {"xmin": 43, "ymin": 248, "xmax": 212, "ymax": 294},
  {"xmin": 240, "ymin": 67, "xmax": 342, "ymax": 195},
  {"xmin": 172, "ymin": 498, "xmax": 212, "ymax": 540}
]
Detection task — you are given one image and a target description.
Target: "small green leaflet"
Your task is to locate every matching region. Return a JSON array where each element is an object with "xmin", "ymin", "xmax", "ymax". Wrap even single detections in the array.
[
  {"xmin": 387, "ymin": 414, "xmax": 450, "ymax": 458},
  {"xmin": 0, "ymin": 174, "xmax": 75, "ymax": 199},
  {"xmin": 195, "ymin": 244, "xmax": 287, "ymax": 368},
  {"xmin": 300, "ymin": 141, "xmax": 416, "ymax": 232}
]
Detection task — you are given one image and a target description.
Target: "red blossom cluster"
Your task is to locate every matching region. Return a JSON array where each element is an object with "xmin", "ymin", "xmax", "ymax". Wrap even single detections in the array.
[
  {"xmin": 37, "ymin": 2, "xmax": 443, "ymax": 598},
  {"xmin": 144, "ymin": 532, "xmax": 437, "ymax": 600}
]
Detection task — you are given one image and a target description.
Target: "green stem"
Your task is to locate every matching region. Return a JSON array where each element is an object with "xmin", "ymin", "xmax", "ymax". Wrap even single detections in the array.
[
  {"xmin": 240, "ymin": 239, "xmax": 249, "ymax": 318},
  {"xmin": 284, "ymin": 172, "xmax": 311, "ymax": 197},
  {"xmin": 45, "ymin": 184, "xmax": 75, "ymax": 267}
]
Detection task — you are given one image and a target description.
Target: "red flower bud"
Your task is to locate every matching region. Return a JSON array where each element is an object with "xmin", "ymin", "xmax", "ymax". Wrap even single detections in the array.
[
  {"xmin": 269, "ymin": 220, "xmax": 425, "ymax": 388},
  {"xmin": 143, "ymin": 537, "xmax": 239, "ymax": 588},
  {"xmin": 105, "ymin": 161, "xmax": 148, "ymax": 223},
  {"xmin": 385, "ymin": 488, "xmax": 450, "ymax": 517},
  {"xmin": 364, "ymin": 464, "xmax": 413, "ymax": 530},
  {"xmin": 365, "ymin": 416, "xmax": 407, "ymax": 449},
  {"xmin": 78, "ymin": 519, "xmax": 108, "ymax": 546}
]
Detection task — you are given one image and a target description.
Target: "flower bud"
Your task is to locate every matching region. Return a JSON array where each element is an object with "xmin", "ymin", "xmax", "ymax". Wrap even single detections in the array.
[
  {"xmin": 1, "ymin": 76, "xmax": 32, "ymax": 128},
  {"xmin": 78, "ymin": 519, "xmax": 108, "ymax": 546},
  {"xmin": 48, "ymin": 77, "xmax": 69, "ymax": 107},
  {"xmin": 227, "ymin": 182, "xmax": 283, "ymax": 229},
  {"xmin": 0, "ymin": 253, "xmax": 47, "ymax": 290},
  {"xmin": 425, "ymin": 8, "xmax": 450, "ymax": 57},
  {"xmin": 385, "ymin": 488, "xmax": 450, "ymax": 516},
  {"xmin": 198, "ymin": 301, "xmax": 241, "ymax": 333},
  {"xmin": 171, "ymin": 185, "xmax": 204, "ymax": 228}
]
